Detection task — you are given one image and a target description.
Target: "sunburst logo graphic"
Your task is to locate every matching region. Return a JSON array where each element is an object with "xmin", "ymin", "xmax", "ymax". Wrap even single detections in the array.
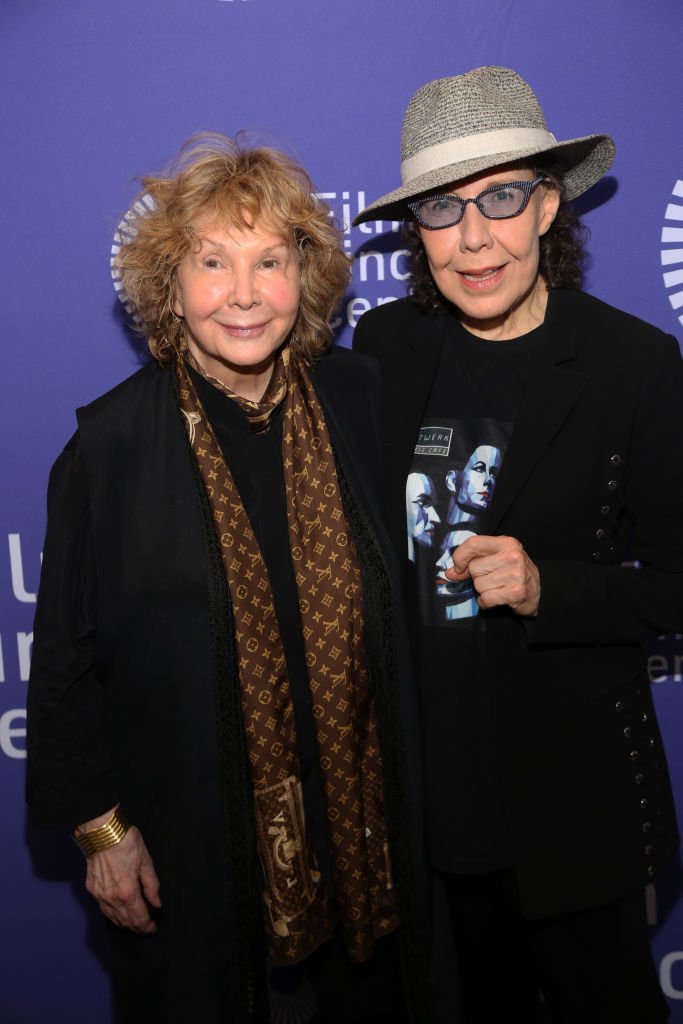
[
  {"xmin": 110, "ymin": 192, "xmax": 156, "ymax": 322},
  {"xmin": 661, "ymin": 179, "xmax": 683, "ymax": 330}
]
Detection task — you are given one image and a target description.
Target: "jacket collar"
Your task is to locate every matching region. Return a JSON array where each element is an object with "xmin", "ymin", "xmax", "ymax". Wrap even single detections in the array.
[
  {"xmin": 391, "ymin": 309, "xmax": 453, "ymax": 485},
  {"xmin": 486, "ymin": 290, "xmax": 587, "ymax": 530}
]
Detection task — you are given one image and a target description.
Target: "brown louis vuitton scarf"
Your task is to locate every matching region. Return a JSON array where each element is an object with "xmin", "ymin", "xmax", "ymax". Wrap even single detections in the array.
[{"xmin": 176, "ymin": 350, "xmax": 398, "ymax": 965}]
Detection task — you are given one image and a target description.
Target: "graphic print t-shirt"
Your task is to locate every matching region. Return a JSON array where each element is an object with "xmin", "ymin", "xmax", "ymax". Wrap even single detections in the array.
[
  {"xmin": 408, "ymin": 417, "xmax": 510, "ymax": 626},
  {"xmin": 407, "ymin": 320, "xmax": 537, "ymax": 871}
]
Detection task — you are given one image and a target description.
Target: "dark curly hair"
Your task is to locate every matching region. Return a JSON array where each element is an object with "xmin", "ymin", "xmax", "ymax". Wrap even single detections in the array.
[{"xmin": 405, "ymin": 160, "xmax": 589, "ymax": 315}]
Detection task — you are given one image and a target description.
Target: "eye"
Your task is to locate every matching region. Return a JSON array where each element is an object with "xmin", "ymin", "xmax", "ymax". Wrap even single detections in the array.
[
  {"xmin": 490, "ymin": 188, "xmax": 517, "ymax": 203},
  {"xmin": 260, "ymin": 257, "xmax": 280, "ymax": 269},
  {"xmin": 471, "ymin": 462, "xmax": 486, "ymax": 474},
  {"xmin": 203, "ymin": 257, "xmax": 221, "ymax": 269},
  {"xmin": 422, "ymin": 196, "xmax": 460, "ymax": 215}
]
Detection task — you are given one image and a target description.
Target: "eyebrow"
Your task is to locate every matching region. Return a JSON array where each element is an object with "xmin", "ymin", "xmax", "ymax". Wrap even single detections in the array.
[
  {"xmin": 439, "ymin": 177, "xmax": 534, "ymax": 196},
  {"xmin": 197, "ymin": 236, "xmax": 289, "ymax": 253}
]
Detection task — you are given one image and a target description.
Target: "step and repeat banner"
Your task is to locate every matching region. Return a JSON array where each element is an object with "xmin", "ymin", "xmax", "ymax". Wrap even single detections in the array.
[{"xmin": 2, "ymin": 0, "xmax": 683, "ymax": 1019}]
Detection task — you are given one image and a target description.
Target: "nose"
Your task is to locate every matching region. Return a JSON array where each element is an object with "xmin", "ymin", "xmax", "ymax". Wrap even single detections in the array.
[
  {"xmin": 228, "ymin": 266, "xmax": 259, "ymax": 309},
  {"xmin": 428, "ymin": 506, "xmax": 441, "ymax": 525},
  {"xmin": 457, "ymin": 201, "xmax": 493, "ymax": 253}
]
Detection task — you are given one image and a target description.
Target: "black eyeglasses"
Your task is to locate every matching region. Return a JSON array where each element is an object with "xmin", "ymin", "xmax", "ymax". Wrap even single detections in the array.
[{"xmin": 408, "ymin": 176, "xmax": 546, "ymax": 230}]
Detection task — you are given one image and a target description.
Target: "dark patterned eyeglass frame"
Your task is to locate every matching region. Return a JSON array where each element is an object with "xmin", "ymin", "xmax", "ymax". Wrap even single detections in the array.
[{"xmin": 408, "ymin": 176, "xmax": 546, "ymax": 230}]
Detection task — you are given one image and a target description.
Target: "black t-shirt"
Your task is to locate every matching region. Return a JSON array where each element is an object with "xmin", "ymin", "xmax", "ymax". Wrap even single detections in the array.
[{"xmin": 406, "ymin": 320, "xmax": 539, "ymax": 872}]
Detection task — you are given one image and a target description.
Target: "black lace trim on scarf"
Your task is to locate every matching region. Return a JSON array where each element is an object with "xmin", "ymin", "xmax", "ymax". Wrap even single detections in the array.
[
  {"xmin": 335, "ymin": 450, "xmax": 431, "ymax": 1024},
  {"xmin": 173, "ymin": 371, "xmax": 269, "ymax": 1023}
]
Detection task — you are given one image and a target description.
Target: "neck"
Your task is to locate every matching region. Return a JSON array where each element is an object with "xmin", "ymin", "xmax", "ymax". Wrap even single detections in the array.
[
  {"xmin": 186, "ymin": 346, "xmax": 277, "ymax": 402},
  {"xmin": 459, "ymin": 275, "xmax": 548, "ymax": 341},
  {"xmin": 224, "ymin": 367, "xmax": 275, "ymax": 402}
]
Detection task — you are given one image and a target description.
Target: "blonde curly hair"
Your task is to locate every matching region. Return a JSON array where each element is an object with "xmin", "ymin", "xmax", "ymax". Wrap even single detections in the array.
[{"xmin": 113, "ymin": 132, "xmax": 351, "ymax": 364}]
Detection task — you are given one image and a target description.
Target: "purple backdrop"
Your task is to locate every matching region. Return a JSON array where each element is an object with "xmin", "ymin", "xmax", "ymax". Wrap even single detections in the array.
[{"xmin": 3, "ymin": 0, "xmax": 683, "ymax": 1017}]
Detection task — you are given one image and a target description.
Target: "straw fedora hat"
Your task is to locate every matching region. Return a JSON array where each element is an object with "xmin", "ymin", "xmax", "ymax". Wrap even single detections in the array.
[{"xmin": 353, "ymin": 66, "xmax": 615, "ymax": 225}]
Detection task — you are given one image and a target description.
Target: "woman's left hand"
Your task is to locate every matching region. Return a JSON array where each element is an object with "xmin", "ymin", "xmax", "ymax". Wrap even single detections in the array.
[
  {"xmin": 445, "ymin": 534, "xmax": 540, "ymax": 617},
  {"xmin": 84, "ymin": 826, "xmax": 161, "ymax": 934}
]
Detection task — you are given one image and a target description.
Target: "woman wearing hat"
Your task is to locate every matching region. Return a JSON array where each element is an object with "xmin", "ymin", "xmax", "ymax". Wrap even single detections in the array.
[
  {"xmin": 354, "ymin": 66, "xmax": 683, "ymax": 1022},
  {"xmin": 27, "ymin": 134, "xmax": 428, "ymax": 1023}
]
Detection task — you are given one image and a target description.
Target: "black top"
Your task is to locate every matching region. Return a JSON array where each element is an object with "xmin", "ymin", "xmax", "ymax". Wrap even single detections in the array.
[{"xmin": 407, "ymin": 321, "xmax": 537, "ymax": 872}]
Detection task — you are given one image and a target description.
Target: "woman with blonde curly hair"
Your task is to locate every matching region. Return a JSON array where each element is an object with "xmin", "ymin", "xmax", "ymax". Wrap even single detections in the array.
[{"xmin": 27, "ymin": 134, "xmax": 428, "ymax": 1023}]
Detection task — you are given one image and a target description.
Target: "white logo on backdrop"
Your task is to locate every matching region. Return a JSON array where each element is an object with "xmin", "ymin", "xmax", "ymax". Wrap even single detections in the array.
[
  {"xmin": 660, "ymin": 951, "xmax": 683, "ymax": 1000},
  {"xmin": 648, "ymin": 635, "xmax": 683, "ymax": 684},
  {"xmin": 0, "ymin": 710, "xmax": 26, "ymax": 759},
  {"xmin": 661, "ymin": 179, "xmax": 683, "ymax": 330},
  {"xmin": 110, "ymin": 193, "xmax": 157, "ymax": 323},
  {"xmin": 318, "ymin": 190, "xmax": 406, "ymax": 329},
  {"xmin": 1, "ymin": 533, "xmax": 38, "ymax": 759}
]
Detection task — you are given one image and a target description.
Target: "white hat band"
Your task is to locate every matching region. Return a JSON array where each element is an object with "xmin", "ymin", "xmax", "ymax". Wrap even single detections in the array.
[{"xmin": 400, "ymin": 127, "xmax": 559, "ymax": 185}]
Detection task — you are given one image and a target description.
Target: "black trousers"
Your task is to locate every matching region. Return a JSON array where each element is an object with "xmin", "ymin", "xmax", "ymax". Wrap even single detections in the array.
[{"xmin": 439, "ymin": 868, "xmax": 669, "ymax": 1024}]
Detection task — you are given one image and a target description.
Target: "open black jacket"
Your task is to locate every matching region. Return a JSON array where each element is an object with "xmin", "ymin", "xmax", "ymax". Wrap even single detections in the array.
[
  {"xmin": 27, "ymin": 346, "xmax": 427, "ymax": 1022},
  {"xmin": 354, "ymin": 288, "xmax": 683, "ymax": 919}
]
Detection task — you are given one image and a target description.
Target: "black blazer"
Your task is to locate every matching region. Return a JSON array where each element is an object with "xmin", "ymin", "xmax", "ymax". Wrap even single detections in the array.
[{"xmin": 354, "ymin": 288, "xmax": 683, "ymax": 918}]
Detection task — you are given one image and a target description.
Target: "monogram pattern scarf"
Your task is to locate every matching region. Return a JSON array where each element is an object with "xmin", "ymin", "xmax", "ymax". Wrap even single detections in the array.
[{"xmin": 176, "ymin": 351, "xmax": 398, "ymax": 965}]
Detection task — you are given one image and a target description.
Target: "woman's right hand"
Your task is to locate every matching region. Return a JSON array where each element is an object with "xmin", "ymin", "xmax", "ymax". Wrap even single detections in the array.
[{"xmin": 79, "ymin": 809, "xmax": 162, "ymax": 934}]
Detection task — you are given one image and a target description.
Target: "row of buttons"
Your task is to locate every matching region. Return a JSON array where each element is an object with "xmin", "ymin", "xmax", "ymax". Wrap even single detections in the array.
[
  {"xmin": 617, "ymin": 696, "xmax": 657, "ymax": 876},
  {"xmin": 592, "ymin": 454, "xmax": 623, "ymax": 560}
]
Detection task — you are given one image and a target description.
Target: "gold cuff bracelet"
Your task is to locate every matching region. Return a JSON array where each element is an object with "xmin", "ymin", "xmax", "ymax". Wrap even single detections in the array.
[{"xmin": 72, "ymin": 805, "xmax": 130, "ymax": 858}]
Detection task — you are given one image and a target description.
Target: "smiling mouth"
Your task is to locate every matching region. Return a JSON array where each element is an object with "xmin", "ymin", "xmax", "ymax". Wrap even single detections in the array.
[
  {"xmin": 459, "ymin": 266, "xmax": 504, "ymax": 285},
  {"xmin": 219, "ymin": 322, "xmax": 268, "ymax": 337}
]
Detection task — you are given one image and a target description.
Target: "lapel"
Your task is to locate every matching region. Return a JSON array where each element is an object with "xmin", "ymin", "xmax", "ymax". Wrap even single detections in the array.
[
  {"xmin": 309, "ymin": 349, "xmax": 387, "ymax": 535},
  {"xmin": 367, "ymin": 310, "xmax": 451, "ymax": 555},
  {"xmin": 384, "ymin": 310, "xmax": 451, "ymax": 484},
  {"xmin": 311, "ymin": 355, "xmax": 365, "ymax": 484},
  {"xmin": 486, "ymin": 290, "xmax": 589, "ymax": 531},
  {"xmin": 311, "ymin": 350, "xmax": 409, "ymax": 588}
]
